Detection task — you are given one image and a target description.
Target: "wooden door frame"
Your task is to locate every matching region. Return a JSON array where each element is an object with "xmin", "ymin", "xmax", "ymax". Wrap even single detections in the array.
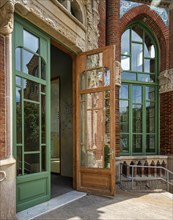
[
  {"xmin": 50, "ymin": 39, "xmax": 77, "ymax": 189},
  {"xmin": 75, "ymin": 45, "xmax": 116, "ymax": 195}
]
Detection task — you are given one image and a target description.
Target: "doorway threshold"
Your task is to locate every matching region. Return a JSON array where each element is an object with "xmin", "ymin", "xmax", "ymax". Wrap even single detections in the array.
[{"xmin": 16, "ymin": 191, "xmax": 86, "ymax": 220}]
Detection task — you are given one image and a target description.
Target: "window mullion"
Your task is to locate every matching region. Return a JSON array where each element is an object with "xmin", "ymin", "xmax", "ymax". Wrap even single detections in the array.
[
  {"xmin": 142, "ymin": 86, "xmax": 146, "ymax": 155},
  {"xmin": 129, "ymin": 84, "xmax": 133, "ymax": 155}
]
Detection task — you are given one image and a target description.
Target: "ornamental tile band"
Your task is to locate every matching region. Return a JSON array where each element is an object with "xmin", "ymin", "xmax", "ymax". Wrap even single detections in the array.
[{"xmin": 120, "ymin": 0, "xmax": 168, "ymax": 26}]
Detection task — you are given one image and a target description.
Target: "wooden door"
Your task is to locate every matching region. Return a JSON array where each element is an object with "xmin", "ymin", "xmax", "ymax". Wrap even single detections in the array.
[{"xmin": 76, "ymin": 45, "xmax": 116, "ymax": 195}]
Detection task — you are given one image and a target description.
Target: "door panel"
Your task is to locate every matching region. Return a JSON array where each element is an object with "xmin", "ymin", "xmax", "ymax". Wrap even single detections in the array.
[
  {"xmin": 13, "ymin": 17, "xmax": 50, "ymax": 212},
  {"xmin": 76, "ymin": 45, "xmax": 116, "ymax": 195}
]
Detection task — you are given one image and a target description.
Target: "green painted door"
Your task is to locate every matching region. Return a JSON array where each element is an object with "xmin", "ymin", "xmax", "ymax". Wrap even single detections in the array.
[{"xmin": 13, "ymin": 17, "xmax": 51, "ymax": 212}]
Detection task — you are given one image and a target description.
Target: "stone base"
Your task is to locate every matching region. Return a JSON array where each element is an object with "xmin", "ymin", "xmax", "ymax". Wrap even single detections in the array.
[
  {"xmin": 121, "ymin": 179, "xmax": 168, "ymax": 192},
  {"xmin": 0, "ymin": 157, "xmax": 16, "ymax": 220}
]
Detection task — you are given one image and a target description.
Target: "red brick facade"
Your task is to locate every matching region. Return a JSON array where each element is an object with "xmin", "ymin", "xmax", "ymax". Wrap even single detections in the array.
[
  {"xmin": 160, "ymin": 92, "xmax": 173, "ymax": 155},
  {"xmin": 0, "ymin": 35, "xmax": 6, "ymax": 159},
  {"xmin": 169, "ymin": 9, "xmax": 173, "ymax": 69},
  {"xmin": 98, "ymin": 0, "xmax": 173, "ymax": 156},
  {"xmin": 98, "ymin": 0, "xmax": 106, "ymax": 47}
]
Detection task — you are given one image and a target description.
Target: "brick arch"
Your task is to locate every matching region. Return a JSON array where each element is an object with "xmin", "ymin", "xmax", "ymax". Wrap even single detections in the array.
[{"xmin": 120, "ymin": 4, "xmax": 169, "ymax": 71}]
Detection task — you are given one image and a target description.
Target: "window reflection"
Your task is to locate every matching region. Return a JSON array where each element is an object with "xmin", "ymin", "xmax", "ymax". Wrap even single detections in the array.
[
  {"xmin": 80, "ymin": 91, "xmax": 110, "ymax": 168},
  {"xmin": 131, "ymin": 26, "xmax": 143, "ymax": 42},
  {"xmin": 16, "ymin": 48, "xmax": 21, "ymax": 71},
  {"xmin": 121, "ymin": 29, "xmax": 130, "ymax": 55},
  {"xmin": 121, "ymin": 56, "xmax": 130, "ymax": 71},
  {"xmin": 23, "ymin": 30, "xmax": 39, "ymax": 53},
  {"xmin": 132, "ymin": 43, "xmax": 143, "ymax": 72}
]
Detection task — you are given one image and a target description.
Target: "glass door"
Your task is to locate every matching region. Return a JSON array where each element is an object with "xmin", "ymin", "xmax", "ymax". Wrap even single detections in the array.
[
  {"xmin": 13, "ymin": 17, "xmax": 50, "ymax": 212},
  {"xmin": 76, "ymin": 45, "xmax": 116, "ymax": 195}
]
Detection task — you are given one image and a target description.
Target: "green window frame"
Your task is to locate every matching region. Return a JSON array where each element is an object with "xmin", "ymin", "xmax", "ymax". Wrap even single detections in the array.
[
  {"xmin": 13, "ymin": 18, "xmax": 50, "ymax": 176},
  {"xmin": 120, "ymin": 22, "xmax": 159, "ymax": 156}
]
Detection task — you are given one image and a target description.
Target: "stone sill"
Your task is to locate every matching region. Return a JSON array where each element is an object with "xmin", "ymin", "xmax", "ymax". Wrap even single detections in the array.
[{"xmin": 116, "ymin": 155, "xmax": 168, "ymax": 161}]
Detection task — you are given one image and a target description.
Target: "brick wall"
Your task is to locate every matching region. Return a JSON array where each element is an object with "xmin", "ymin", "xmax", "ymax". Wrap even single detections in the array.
[
  {"xmin": 160, "ymin": 8, "xmax": 173, "ymax": 156},
  {"xmin": 106, "ymin": 0, "xmax": 120, "ymax": 60},
  {"xmin": 98, "ymin": 0, "xmax": 106, "ymax": 47},
  {"xmin": 169, "ymin": 9, "xmax": 173, "ymax": 69},
  {"xmin": 0, "ymin": 35, "xmax": 6, "ymax": 160},
  {"xmin": 160, "ymin": 92, "xmax": 173, "ymax": 155}
]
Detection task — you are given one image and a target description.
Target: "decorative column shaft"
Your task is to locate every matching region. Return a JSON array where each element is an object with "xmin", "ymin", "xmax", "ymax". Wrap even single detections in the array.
[{"xmin": 0, "ymin": 1, "xmax": 16, "ymax": 219}]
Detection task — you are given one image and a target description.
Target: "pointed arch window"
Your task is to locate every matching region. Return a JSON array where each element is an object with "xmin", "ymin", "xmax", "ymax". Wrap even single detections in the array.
[{"xmin": 120, "ymin": 23, "xmax": 159, "ymax": 155}]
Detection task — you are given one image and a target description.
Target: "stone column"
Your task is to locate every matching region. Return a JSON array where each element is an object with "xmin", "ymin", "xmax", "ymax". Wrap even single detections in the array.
[{"xmin": 0, "ymin": 0, "xmax": 16, "ymax": 219}]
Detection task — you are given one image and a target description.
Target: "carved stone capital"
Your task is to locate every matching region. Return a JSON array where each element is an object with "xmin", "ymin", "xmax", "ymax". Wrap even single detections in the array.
[
  {"xmin": 159, "ymin": 68, "xmax": 173, "ymax": 93},
  {"xmin": 0, "ymin": 0, "xmax": 14, "ymax": 35},
  {"xmin": 115, "ymin": 61, "xmax": 123, "ymax": 86}
]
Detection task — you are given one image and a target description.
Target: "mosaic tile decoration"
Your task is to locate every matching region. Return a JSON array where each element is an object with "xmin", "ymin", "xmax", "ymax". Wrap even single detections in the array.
[{"xmin": 120, "ymin": 0, "xmax": 168, "ymax": 26}]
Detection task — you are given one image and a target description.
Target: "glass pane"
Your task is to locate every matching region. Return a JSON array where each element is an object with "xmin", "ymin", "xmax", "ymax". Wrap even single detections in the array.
[
  {"xmin": 104, "ymin": 67, "xmax": 110, "ymax": 86},
  {"xmin": 23, "ymin": 79, "xmax": 39, "ymax": 101},
  {"xmin": 138, "ymin": 74, "xmax": 154, "ymax": 83},
  {"xmin": 16, "ymin": 76, "xmax": 22, "ymax": 86},
  {"xmin": 150, "ymin": 59, "xmax": 155, "ymax": 73},
  {"xmin": 23, "ymin": 49, "xmax": 39, "ymax": 77},
  {"xmin": 41, "ymin": 58, "xmax": 46, "ymax": 80},
  {"xmin": 121, "ymin": 56, "xmax": 130, "ymax": 71},
  {"xmin": 146, "ymin": 135, "xmax": 155, "ymax": 152},
  {"xmin": 80, "ymin": 92, "xmax": 104, "ymax": 109},
  {"xmin": 144, "ymin": 59, "xmax": 155, "ymax": 73},
  {"xmin": 16, "ymin": 87, "xmax": 22, "ymax": 144},
  {"xmin": 133, "ymin": 104, "xmax": 142, "ymax": 133},
  {"xmin": 120, "ymin": 100, "xmax": 129, "ymax": 132},
  {"xmin": 146, "ymin": 102, "xmax": 155, "ymax": 133},
  {"xmin": 133, "ymin": 86, "xmax": 142, "ymax": 103},
  {"xmin": 24, "ymin": 102, "xmax": 40, "ymax": 151},
  {"xmin": 42, "ymin": 95, "xmax": 46, "ymax": 144},
  {"xmin": 133, "ymin": 134, "xmax": 142, "ymax": 153},
  {"xmin": 120, "ymin": 84, "xmax": 128, "ymax": 99},
  {"xmin": 122, "ymin": 72, "xmax": 136, "ymax": 81},
  {"xmin": 16, "ymin": 48, "xmax": 21, "ymax": 71},
  {"xmin": 80, "ymin": 91, "xmax": 109, "ymax": 168},
  {"xmin": 42, "ymin": 146, "xmax": 46, "ymax": 171},
  {"xmin": 86, "ymin": 53, "xmax": 103, "ymax": 69},
  {"xmin": 146, "ymin": 87, "xmax": 155, "ymax": 101},
  {"xmin": 132, "ymin": 43, "xmax": 143, "ymax": 72},
  {"xmin": 104, "ymin": 90, "xmax": 110, "ymax": 168},
  {"xmin": 23, "ymin": 30, "xmax": 39, "ymax": 53},
  {"xmin": 24, "ymin": 154, "xmax": 40, "ymax": 174},
  {"xmin": 131, "ymin": 26, "xmax": 143, "ymax": 42},
  {"xmin": 41, "ymin": 85, "xmax": 46, "ymax": 93},
  {"xmin": 144, "ymin": 33, "xmax": 155, "ymax": 58},
  {"xmin": 80, "ymin": 68, "xmax": 103, "ymax": 90},
  {"xmin": 17, "ymin": 146, "xmax": 22, "ymax": 176},
  {"xmin": 121, "ymin": 29, "xmax": 130, "ymax": 55},
  {"xmin": 144, "ymin": 59, "xmax": 150, "ymax": 73},
  {"xmin": 120, "ymin": 134, "xmax": 129, "ymax": 153}
]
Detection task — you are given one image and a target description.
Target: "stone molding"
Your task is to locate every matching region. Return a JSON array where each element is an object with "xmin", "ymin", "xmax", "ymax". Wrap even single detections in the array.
[
  {"xmin": 115, "ymin": 61, "xmax": 123, "ymax": 86},
  {"xmin": 83, "ymin": 0, "xmax": 100, "ymax": 50},
  {"xmin": 159, "ymin": 68, "xmax": 173, "ymax": 94},
  {"xmin": 0, "ymin": 0, "xmax": 15, "ymax": 35},
  {"xmin": 4, "ymin": 0, "xmax": 100, "ymax": 51}
]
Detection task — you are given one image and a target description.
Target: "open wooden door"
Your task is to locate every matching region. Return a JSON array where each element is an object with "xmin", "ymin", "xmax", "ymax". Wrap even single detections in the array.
[{"xmin": 76, "ymin": 45, "xmax": 116, "ymax": 195}]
